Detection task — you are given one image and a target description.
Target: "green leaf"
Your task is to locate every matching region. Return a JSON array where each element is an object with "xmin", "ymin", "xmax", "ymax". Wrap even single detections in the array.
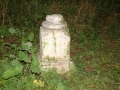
[
  {"xmin": 22, "ymin": 37, "xmax": 27, "ymax": 44},
  {"xmin": 30, "ymin": 63, "xmax": 41, "ymax": 74},
  {"xmin": 0, "ymin": 62, "xmax": 4, "ymax": 78},
  {"xmin": 8, "ymin": 28, "xmax": 16, "ymax": 34},
  {"xmin": 10, "ymin": 60, "xmax": 23, "ymax": 70},
  {"xmin": 2, "ymin": 68, "xmax": 19, "ymax": 79},
  {"xmin": 0, "ymin": 60, "xmax": 10, "ymax": 69},
  {"xmin": 0, "ymin": 26, "xmax": 9, "ymax": 37},
  {"xmin": 11, "ymin": 44, "xmax": 17, "ymax": 48},
  {"xmin": 2, "ymin": 60, "xmax": 23, "ymax": 79},
  {"xmin": 23, "ymin": 42, "xmax": 32, "ymax": 50},
  {"xmin": 27, "ymin": 32, "xmax": 34, "ymax": 42},
  {"xmin": 31, "ymin": 53, "xmax": 39, "ymax": 66},
  {"xmin": 18, "ymin": 51, "xmax": 30, "ymax": 63},
  {"xmin": 30, "ymin": 54, "xmax": 41, "ymax": 74},
  {"xmin": 31, "ymin": 66, "xmax": 41, "ymax": 74}
]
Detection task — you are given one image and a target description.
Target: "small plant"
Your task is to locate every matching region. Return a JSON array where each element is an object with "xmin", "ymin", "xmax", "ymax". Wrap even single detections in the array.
[
  {"xmin": 0, "ymin": 26, "xmax": 9, "ymax": 38},
  {"xmin": 0, "ymin": 29, "xmax": 42, "ymax": 89}
]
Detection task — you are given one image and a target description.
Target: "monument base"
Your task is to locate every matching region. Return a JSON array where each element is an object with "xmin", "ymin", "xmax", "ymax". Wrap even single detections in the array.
[{"xmin": 40, "ymin": 60, "xmax": 74, "ymax": 74}]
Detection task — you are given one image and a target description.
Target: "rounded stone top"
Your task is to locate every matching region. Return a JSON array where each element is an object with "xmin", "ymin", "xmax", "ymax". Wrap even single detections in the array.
[
  {"xmin": 41, "ymin": 14, "xmax": 67, "ymax": 30},
  {"xmin": 46, "ymin": 14, "xmax": 63, "ymax": 24}
]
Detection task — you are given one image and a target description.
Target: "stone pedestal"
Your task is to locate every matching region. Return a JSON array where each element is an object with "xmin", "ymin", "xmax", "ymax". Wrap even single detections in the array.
[{"xmin": 39, "ymin": 14, "xmax": 72, "ymax": 73}]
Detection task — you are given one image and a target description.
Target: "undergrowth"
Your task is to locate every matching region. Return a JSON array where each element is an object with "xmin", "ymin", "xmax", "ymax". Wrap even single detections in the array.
[{"xmin": 0, "ymin": 0, "xmax": 120, "ymax": 90}]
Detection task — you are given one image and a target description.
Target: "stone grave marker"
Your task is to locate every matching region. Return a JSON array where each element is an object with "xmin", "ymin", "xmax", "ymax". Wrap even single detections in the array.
[{"xmin": 39, "ymin": 14, "xmax": 73, "ymax": 74}]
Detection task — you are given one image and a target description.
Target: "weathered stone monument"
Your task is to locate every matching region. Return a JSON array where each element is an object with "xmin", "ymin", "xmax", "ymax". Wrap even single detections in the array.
[{"xmin": 39, "ymin": 14, "xmax": 73, "ymax": 74}]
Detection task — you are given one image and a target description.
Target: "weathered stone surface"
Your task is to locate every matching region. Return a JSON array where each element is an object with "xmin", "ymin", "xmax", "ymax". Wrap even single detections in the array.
[
  {"xmin": 39, "ymin": 14, "xmax": 73, "ymax": 74},
  {"xmin": 40, "ymin": 60, "xmax": 73, "ymax": 74},
  {"xmin": 46, "ymin": 14, "xmax": 63, "ymax": 24}
]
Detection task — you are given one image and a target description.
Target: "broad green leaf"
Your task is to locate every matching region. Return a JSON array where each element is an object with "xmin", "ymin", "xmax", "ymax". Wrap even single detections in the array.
[
  {"xmin": 23, "ymin": 42, "xmax": 32, "ymax": 50},
  {"xmin": 32, "ymin": 53, "xmax": 39, "ymax": 66},
  {"xmin": 18, "ymin": 51, "xmax": 30, "ymax": 62},
  {"xmin": 30, "ymin": 54, "xmax": 41, "ymax": 74},
  {"xmin": 0, "ymin": 60, "xmax": 10, "ymax": 69},
  {"xmin": 10, "ymin": 60, "xmax": 23, "ymax": 70},
  {"xmin": 22, "ymin": 37, "xmax": 27, "ymax": 44},
  {"xmin": 8, "ymin": 28, "xmax": 16, "ymax": 34},
  {"xmin": 30, "ymin": 63, "xmax": 41, "ymax": 74},
  {"xmin": 11, "ymin": 44, "xmax": 17, "ymax": 48},
  {"xmin": 2, "ymin": 65, "xmax": 23, "ymax": 79},
  {"xmin": 27, "ymin": 32, "xmax": 34, "ymax": 41},
  {"xmin": 1, "ymin": 60, "xmax": 23, "ymax": 79},
  {"xmin": 21, "ymin": 36, "xmax": 33, "ymax": 50},
  {"xmin": 30, "ymin": 65, "xmax": 41, "ymax": 74}
]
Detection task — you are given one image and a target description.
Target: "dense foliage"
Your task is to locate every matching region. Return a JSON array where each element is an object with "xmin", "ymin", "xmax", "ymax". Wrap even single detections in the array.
[{"xmin": 0, "ymin": 0, "xmax": 120, "ymax": 90}]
